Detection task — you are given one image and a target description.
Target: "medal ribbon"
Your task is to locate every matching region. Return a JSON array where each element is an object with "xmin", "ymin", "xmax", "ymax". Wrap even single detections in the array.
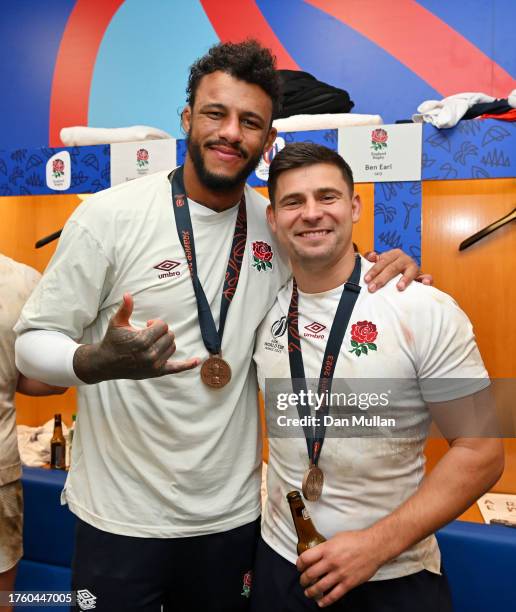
[
  {"xmin": 170, "ymin": 166, "xmax": 247, "ymax": 355},
  {"xmin": 288, "ymin": 256, "xmax": 361, "ymax": 466}
]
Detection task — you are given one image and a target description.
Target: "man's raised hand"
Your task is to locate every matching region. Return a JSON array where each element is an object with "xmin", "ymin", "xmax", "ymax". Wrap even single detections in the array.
[{"xmin": 73, "ymin": 293, "xmax": 200, "ymax": 384}]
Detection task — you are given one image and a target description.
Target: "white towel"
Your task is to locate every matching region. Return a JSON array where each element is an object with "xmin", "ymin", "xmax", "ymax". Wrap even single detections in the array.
[
  {"xmin": 17, "ymin": 419, "xmax": 69, "ymax": 467},
  {"xmin": 508, "ymin": 89, "xmax": 516, "ymax": 109},
  {"xmin": 273, "ymin": 113, "xmax": 383, "ymax": 132},
  {"xmin": 412, "ymin": 92, "xmax": 496, "ymax": 128},
  {"xmin": 60, "ymin": 125, "xmax": 173, "ymax": 146}
]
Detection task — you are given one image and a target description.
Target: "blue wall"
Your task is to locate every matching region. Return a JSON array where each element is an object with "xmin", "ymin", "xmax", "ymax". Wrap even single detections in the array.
[{"xmin": 0, "ymin": 0, "xmax": 514, "ymax": 149}]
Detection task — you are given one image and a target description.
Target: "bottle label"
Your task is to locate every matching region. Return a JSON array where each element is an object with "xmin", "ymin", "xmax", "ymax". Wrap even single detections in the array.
[
  {"xmin": 51, "ymin": 444, "xmax": 65, "ymax": 467},
  {"xmin": 302, "ymin": 508, "xmax": 311, "ymax": 521}
]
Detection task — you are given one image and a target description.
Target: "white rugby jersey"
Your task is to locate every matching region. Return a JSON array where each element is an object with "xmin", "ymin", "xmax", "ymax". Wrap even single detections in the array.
[
  {"xmin": 0, "ymin": 254, "xmax": 40, "ymax": 486},
  {"xmin": 16, "ymin": 170, "xmax": 289, "ymax": 537},
  {"xmin": 254, "ymin": 256, "xmax": 488, "ymax": 580}
]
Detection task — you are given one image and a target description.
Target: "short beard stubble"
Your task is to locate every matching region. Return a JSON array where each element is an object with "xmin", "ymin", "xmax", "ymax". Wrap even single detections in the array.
[{"xmin": 187, "ymin": 132, "xmax": 264, "ymax": 192}]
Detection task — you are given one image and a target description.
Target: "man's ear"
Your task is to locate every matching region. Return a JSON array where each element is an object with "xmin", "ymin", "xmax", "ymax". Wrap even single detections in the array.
[
  {"xmin": 181, "ymin": 106, "xmax": 192, "ymax": 133},
  {"xmin": 266, "ymin": 204, "xmax": 277, "ymax": 233},
  {"xmin": 263, "ymin": 127, "xmax": 277, "ymax": 154},
  {"xmin": 351, "ymin": 193, "xmax": 362, "ymax": 224}
]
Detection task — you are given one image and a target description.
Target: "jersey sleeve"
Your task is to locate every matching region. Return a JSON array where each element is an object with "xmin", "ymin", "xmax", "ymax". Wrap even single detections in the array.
[
  {"xmin": 22, "ymin": 264, "xmax": 41, "ymax": 297},
  {"xmin": 411, "ymin": 287, "xmax": 489, "ymax": 403},
  {"xmin": 14, "ymin": 215, "xmax": 111, "ymax": 341}
]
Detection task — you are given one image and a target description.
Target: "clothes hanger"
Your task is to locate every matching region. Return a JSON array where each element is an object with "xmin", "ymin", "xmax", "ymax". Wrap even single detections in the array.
[
  {"xmin": 459, "ymin": 207, "xmax": 516, "ymax": 251},
  {"xmin": 35, "ymin": 209, "xmax": 516, "ymax": 251},
  {"xmin": 35, "ymin": 229, "xmax": 62, "ymax": 248}
]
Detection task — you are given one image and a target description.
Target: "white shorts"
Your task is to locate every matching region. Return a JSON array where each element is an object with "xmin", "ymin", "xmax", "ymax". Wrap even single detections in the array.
[{"xmin": 0, "ymin": 480, "xmax": 23, "ymax": 572}]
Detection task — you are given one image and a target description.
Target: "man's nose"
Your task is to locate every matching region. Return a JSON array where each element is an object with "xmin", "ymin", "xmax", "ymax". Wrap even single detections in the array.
[
  {"xmin": 301, "ymin": 198, "xmax": 324, "ymax": 222},
  {"xmin": 218, "ymin": 114, "xmax": 242, "ymax": 143}
]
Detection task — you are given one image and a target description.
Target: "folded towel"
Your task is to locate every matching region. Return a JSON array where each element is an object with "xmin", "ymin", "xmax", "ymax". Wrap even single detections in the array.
[
  {"xmin": 273, "ymin": 113, "xmax": 383, "ymax": 132},
  {"xmin": 17, "ymin": 419, "xmax": 69, "ymax": 467},
  {"xmin": 509, "ymin": 89, "xmax": 516, "ymax": 109},
  {"xmin": 412, "ymin": 92, "xmax": 496, "ymax": 128},
  {"xmin": 60, "ymin": 125, "xmax": 173, "ymax": 146}
]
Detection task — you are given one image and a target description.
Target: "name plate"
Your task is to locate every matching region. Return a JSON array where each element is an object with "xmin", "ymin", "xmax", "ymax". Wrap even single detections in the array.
[
  {"xmin": 110, "ymin": 138, "xmax": 176, "ymax": 186},
  {"xmin": 339, "ymin": 123, "xmax": 422, "ymax": 183}
]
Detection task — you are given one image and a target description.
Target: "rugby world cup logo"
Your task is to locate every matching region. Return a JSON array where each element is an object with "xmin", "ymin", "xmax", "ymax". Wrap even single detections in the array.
[{"xmin": 255, "ymin": 136, "xmax": 286, "ymax": 181}]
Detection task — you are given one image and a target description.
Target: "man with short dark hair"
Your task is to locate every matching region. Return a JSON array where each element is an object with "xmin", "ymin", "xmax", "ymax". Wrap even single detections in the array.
[
  {"xmin": 252, "ymin": 142, "xmax": 504, "ymax": 611},
  {"xmin": 16, "ymin": 43, "xmax": 423, "ymax": 611}
]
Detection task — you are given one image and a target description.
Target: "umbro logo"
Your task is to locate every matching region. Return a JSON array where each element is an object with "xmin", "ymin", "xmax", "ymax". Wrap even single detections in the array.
[
  {"xmin": 154, "ymin": 260, "xmax": 181, "ymax": 279},
  {"xmin": 304, "ymin": 321, "xmax": 326, "ymax": 339}
]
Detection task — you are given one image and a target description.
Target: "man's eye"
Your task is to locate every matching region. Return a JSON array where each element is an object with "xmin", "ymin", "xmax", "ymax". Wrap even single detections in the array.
[
  {"xmin": 242, "ymin": 118, "xmax": 260, "ymax": 129},
  {"xmin": 207, "ymin": 111, "xmax": 223, "ymax": 119},
  {"xmin": 322, "ymin": 194, "xmax": 337, "ymax": 202}
]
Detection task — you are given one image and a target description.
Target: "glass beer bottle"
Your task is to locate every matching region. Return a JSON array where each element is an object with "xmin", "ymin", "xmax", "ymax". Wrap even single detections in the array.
[
  {"xmin": 287, "ymin": 490, "xmax": 326, "ymax": 554},
  {"xmin": 50, "ymin": 413, "xmax": 66, "ymax": 470}
]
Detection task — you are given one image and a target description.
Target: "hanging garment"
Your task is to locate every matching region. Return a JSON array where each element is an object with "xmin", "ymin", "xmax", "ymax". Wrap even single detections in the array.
[
  {"xmin": 276, "ymin": 70, "xmax": 354, "ymax": 119},
  {"xmin": 463, "ymin": 99, "xmax": 513, "ymax": 120},
  {"xmin": 480, "ymin": 108, "xmax": 516, "ymax": 122}
]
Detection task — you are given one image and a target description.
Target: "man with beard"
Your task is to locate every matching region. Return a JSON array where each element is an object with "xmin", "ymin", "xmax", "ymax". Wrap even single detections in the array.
[{"xmin": 15, "ymin": 41, "xmax": 423, "ymax": 611}]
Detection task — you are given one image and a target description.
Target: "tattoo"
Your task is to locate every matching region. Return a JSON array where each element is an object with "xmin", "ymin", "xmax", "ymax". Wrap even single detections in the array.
[{"xmin": 73, "ymin": 321, "xmax": 177, "ymax": 383}]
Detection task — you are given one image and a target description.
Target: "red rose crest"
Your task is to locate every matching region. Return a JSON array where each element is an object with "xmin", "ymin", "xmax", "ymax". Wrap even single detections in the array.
[
  {"xmin": 252, "ymin": 241, "xmax": 274, "ymax": 271},
  {"xmin": 241, "ymin": 570, "xmax": 252, "ymax": 598},
  {"xmin": 349, "ymin": 320, "xmax": 378, "ymax": 357},
  {"xmin": 52, "ymin": 158, "xmax": 65, "ymax": 177},
  {"xmin": 136, "ymin": 148, "xmax": 149, "ymax": 168},
  {"xmin": 371, "ymin": 128, "xmax": 388, "ymax": 151}
]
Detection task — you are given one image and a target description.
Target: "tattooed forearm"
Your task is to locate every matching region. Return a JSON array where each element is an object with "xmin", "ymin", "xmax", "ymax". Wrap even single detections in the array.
[{"xmin": 72, "ymin": 294, "xmax": 200, "ymax": 384}]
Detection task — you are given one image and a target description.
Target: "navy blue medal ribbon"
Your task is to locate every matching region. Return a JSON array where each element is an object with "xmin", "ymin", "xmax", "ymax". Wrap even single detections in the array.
[
  {"xmin": 170, "ymin": 166, "xmax": 247, "ymax": 356},
  {"xmin": 287, "ymin": 255, "xmax": 362, "ymax": 466}
]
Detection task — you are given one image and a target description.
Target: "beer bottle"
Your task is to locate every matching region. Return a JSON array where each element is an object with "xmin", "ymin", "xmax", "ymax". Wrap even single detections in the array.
[
  {"xmin": 287, "ymin": 490, "xmax": 326, "ymax": 555},
  {"xmin": 50, "ymin": 413, "xmax": 66, "ymax": 470}
]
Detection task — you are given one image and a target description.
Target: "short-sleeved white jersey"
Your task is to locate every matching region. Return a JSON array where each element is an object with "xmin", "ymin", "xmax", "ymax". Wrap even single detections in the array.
[
  {"xmin": 0, "ymin": 254, "xmax": 40, "ymax": 485},
  {"xmin": 254, "ymin": 256, "xmax": 488, "ymax": 580},
  {"xmin": 16, "ymin": 170, "xmax": 289, "ymax": 537}
]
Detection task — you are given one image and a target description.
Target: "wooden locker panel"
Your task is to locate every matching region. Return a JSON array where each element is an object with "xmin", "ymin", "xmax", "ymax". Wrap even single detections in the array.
[
  {"xmin": 1, "ymin": 194, "xmax": 82, "ymax": 427},
  {"xmin": 422, "ymin": 178, "xmax": 516, "ymax": 519},
  {"xmin": 421, "ymin": 178, "xmax": 515, "ymax": 377}
]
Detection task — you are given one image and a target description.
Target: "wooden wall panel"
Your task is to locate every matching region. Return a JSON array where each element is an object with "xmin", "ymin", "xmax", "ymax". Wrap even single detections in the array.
[
  {"xmin": 422, "ymin": 178, "xmax": 516, "ymax": 519},
  {"xmin": 421, "ymin": 178, "xmax": 516, "ymax": 376},
  {"xmin": 0, "ymin": 194, "xmax": 82, "ymax": 427}
]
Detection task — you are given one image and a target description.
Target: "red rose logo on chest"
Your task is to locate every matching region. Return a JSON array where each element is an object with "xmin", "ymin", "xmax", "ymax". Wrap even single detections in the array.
[
  {"xmin": 241, "ymin": 570, "xmax": 253, "ymax": 598},
  {"xmin": 349, "ymin": 321, "xmax": 378, "ymax": 357},
  {"xmin": 252, "ymin": 241, "xmax": 274, "ymax": 271}
]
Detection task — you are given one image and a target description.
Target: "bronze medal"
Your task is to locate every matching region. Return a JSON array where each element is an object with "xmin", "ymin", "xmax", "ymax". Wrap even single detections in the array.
[
  {"xmin": 302, "ymin": 464, "xmax": 324, "ymax": 502},
  {"xmin": 201, "ymin": 355, "xmax": 232, "ymax": 389}
]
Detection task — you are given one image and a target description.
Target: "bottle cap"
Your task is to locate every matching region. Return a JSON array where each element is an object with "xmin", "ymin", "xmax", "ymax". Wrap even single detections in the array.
[{"xmin": 287, "ymin": 490, "xmax": 302, "ymax": 501}]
